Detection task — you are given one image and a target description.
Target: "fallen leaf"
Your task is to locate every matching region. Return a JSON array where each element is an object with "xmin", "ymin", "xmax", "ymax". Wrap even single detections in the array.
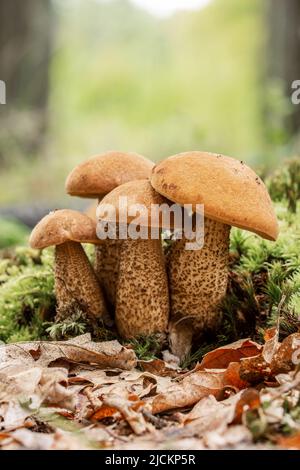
[
  {"xmin": 0, "ymin": 401, "xmax": 31, "ymax": 432},
  {"xmin": 202, "ymin": 424, "xmax": 253, "ymax": 449},
  {"xmin": 262, "ymin": 327, "xmax": 279, "ymax": 364},
  {"xmin": 1, "ymin": 334, "xmax": 137, "ymax": 370},
  {"xmin": 239, "ymin": 354, "xmax": 272, "ymax": 384},
  {"xmin": 232, "ymin": 388, "xmax": 261, "ymax": 424},
  {"xmin": 238, "ymin": 327, "xmax": 281, "ymax": 384},
  {"xmin": 149, "ymin": 370, "xmax": 225, "ymax": 414},
  {"xmin": 277, "ymin": 433, "xmax": 300, "ymax": 449},
  {"xmin": 271, "ymin": 333, "xmax": 300, "ymax": 374},
  {"xmin": 139, "ymin": 358, "xmax": 179, "ymax": 377},
  {"xmin": 199, "ymin": 339, "xmax": 262, "ymax": 370},
  {"xmin": 39, "ymin": 368, "xmax": 76, "ymax": 410},
  {"xmin": 222, "ymin": 362, "xmax": 249, "ymax": 390},
  {"xmin": 91, "ymin": 405, "xmax": 118, "ymax": 421},
  {"xmin": 102, "ymin": 394, "xmax": 149, "ymax": 435},
  {"xmin": 0, "ymin": 366, "xmax": 42, "ymax": 401}
]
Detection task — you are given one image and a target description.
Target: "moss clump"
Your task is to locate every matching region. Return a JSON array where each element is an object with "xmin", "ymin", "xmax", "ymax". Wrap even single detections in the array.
[
  {"xmin": 0, "ymin": 247, "xmax": 55, "ymax": 342},
  {"xmin": 126, "ymin": 334, "xmax": 164, "ymax": 361},
  {"xmin": 0, "ymin": 243, "xmax": 113, "ymax": 343}
]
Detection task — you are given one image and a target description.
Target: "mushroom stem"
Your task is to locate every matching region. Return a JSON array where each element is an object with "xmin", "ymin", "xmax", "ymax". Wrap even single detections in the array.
[
  {"xmin": 94, "ymin": 239, "xmax": 122, "ymax": 308},
  {"xmin": 115, "ymin": 236, "xmax": 169, "ymax": 339},
  {"xmin": 54, "ymin": 241, "xmax": 109, "ymax": 324},
  {"xmin": 167, "ymin": 217, "xmax": 230, "ymax": 359}
]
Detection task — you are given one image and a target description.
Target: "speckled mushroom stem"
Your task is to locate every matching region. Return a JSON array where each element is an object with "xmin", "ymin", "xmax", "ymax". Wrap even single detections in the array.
[
  {"xmin": 115, "ymin": 235, "xmax": 169, "ymax": 339},
  {"xmin": 94, "ymin": 239, "xmax": 122, "ymax": 307},
  {"xmin": 54, "ymin": 241, "xmax": 109, "ymax": 324},
  {"xmin": 94, "ymin": 195, "xmax": 122, "ymax": 309},
  {"xmin": 167, "ymin": 217, "xmax": 230, "ymax": 359}
]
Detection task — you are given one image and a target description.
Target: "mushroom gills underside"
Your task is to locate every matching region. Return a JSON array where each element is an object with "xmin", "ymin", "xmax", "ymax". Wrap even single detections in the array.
[
  {"xmin": 116, "ymin": 237, "xmax": 169, "ymax": 339},
  {"xmin": 54, "ymin": 241, "xmax": 109, "ymax": 324},
  {"xmin": 168, "ymin": 217, "xmax": 230, "ymax": 359}
]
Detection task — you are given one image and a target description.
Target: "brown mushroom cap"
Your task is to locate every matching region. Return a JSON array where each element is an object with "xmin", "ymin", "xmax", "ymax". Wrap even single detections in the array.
[
  {"xmin": 29, "ymin": 209, "xmax": 101, "ymax": 249},
  {"xmin": 65, "ymin": 151, "xmax": 154, "ymax": 198},
  {"xmin": 97, "ymin": 179, "xmax": 173, "ymax": 229},
  {"xmin": 151, "ymin": 151, "xmax": 279, "ymax": 241}
]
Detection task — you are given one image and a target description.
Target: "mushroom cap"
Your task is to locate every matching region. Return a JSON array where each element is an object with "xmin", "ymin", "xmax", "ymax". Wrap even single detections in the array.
[
  {"xmin": 97, "ymin": 179, "xmax": 173, "ymax": 228},
  {"xmin": 65, "ymin": 151, "xmax": 154, "ymax": 198},
  {"xmin": 29, "ymin": 209, "xmax": 101, "ymax": 249},
  {"xmin": 151, "ymin": 151, "xmax": 279, "ymax": 241}
]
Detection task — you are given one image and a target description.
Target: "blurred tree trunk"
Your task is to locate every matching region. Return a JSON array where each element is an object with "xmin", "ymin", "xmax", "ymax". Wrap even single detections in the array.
[
  {"xmin": 0, "ymin": 0, "xmax": 53, "ymax": 163},
  {"xmin": 267, "ymin": 0, "xmax": 300, "ymax": 135}
]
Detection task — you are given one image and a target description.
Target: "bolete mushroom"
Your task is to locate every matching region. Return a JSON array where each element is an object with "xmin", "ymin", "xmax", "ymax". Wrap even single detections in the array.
[
  {"xmin": 65, "ymin": 151, "xmax": 154, "ymax": 308},
  {"xmin": 29, "ymin": 209, "xmax": 109, "ymax": 326},
  {"xmin": 151, "ymin": 151, "xmax": 279, "ymax": 359},
  {"xmin": 97, "ymin": 179, "xmax": 170, "ymax": 339}
]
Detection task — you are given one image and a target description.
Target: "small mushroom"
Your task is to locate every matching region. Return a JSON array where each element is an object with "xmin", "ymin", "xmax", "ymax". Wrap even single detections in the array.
[
  {"xmin": 151, "ymin": 151, "xmax": 279, "ymax": 359},
  {"xmin": 97, "ymin": 180, "xmax": 170, "ymax": 339},
  {"xmin": 65, "ymin": 151, "xmax": 154, "ymax": 308},
  {"xmin": 29, "ymin": 209, "xmax": 109, "ymax": 326}
]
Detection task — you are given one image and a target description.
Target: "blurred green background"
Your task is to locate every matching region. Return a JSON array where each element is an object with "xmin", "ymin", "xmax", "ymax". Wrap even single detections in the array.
[{"xmin": 0, "ymin": 0, "xmax": 299, "ymax": 207}]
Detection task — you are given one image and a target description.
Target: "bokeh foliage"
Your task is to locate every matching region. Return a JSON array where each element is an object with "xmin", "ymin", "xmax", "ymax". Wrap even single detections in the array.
[{"xmin": 0, "ymin": 0, "xmax": 297, "ymax": 205}]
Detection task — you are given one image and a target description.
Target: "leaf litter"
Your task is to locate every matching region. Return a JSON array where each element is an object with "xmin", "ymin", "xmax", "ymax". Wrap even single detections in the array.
[{"xmin": 1, "ymin": 329, "xmax": 300, "ymax": 450}]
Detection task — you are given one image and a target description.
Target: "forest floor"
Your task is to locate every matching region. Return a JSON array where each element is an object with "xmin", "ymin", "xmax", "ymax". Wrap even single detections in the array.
[{"xmin": 0, "ymin": 330, "xmax": 300, "ymax": 450}]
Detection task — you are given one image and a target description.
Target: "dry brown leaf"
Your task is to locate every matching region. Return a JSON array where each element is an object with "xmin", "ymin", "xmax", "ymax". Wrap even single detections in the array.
[
  {"xmin": 149, "ymin": 370, "xmax": 225, "ymax": 414},
  {"xmin": 199, "ymin": 339, "xmax": 262, "ymax": 370},
  {"xmin": 239, "ymin": 354, "xmax": 272, "ymax": 383},
  {"xmin": 232, "ymin": 388, "xmax": 261, "ymax": 424},
  {"xmin": 277, "ymin": 433, "xmax": 300, "ymax": 449},
  {"xmin": 238, "ymin": 327, "xmax": 300, "ymax": 384},
  {"xmin": 1, "ymin": 334, "xmax": 137, "ymax": 370},
  {"xmin": 183, "ymin": 392, "xmax": 241, "ymax": 426},
  {"xmin": 0, "ymin": 428, "xmax": 91, "ymax": 450},
  {"xmin": 271, "ymin": 333, "xmax": 300, "ymax": 374},
  {"xmin": 0, "ymin": 401, "xmax": 31, "ymax": 432},
  {"xmin": 91, "ymin": 405, "xmax": 118, "ymax": 421},
  {"xmin": 139, "ymin": 358, "xmax": 180, "ymax": 377},
  {"xmin": 222, "ymin": 362, "xmax": 249, "ymax": 390},
  {"xmin": 81, "ymin": 425, "xmax": 114, "ymax": 447},
  {"xmin": 102, "ymin": 394, "xmax": 149, "ymax": 435},
  {"xmin": 39, "ymin": 368, "xmax": 76, "ymax": 409},
  {"xmin": 262, "ymin": 327, "xmax": 279, "ymax": 364},
  {"xmin": 239, "ymin": 327, "xmax": 281, "ymax": 384},
  {"xmin": 0, "ymin": 366, "xmax": 42, "ymax": 401},
  {"xmin": 202, "ymin": 424, "xmax": 253, "ymax": 449}
]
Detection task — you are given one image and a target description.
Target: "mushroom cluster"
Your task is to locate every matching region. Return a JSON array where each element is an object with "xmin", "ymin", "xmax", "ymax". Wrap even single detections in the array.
[{"xmin": 30, "ymin": 150, "xmax": 278, "ymax": 360}]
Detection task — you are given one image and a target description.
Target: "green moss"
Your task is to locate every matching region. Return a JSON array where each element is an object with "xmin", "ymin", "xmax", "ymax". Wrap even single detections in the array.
[
  {"xmin": 0, "ymin": 247, "xmax": 55, "ymax": 342},
  {"xmin": 0, "ymin": 244, "xmax": 114, "ymax": 343},
  {"xmin": 126, "ymin": 334, "xmax": 163, "ymax": 361}
]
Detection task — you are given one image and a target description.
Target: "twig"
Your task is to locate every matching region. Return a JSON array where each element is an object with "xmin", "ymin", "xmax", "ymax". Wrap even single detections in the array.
[{"xmin": 142, "ymin": 410, "xmax": 168, "ymax": 429}]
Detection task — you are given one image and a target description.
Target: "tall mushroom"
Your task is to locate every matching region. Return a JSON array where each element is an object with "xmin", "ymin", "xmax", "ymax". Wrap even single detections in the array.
[
  {"xmin": 29, "ymin": 209, "xmax": 109, "ymax": 326},
  {"xmin": 151, "ymin": 151, "xmax": 279, "ymax": 359},
  {"xmin": 97, "ymin": 179, "xmax": 170, "ymax": 339},
  {"xmin": 65, "ymin": 151, "xmax": 154, "ymax": 308}
]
